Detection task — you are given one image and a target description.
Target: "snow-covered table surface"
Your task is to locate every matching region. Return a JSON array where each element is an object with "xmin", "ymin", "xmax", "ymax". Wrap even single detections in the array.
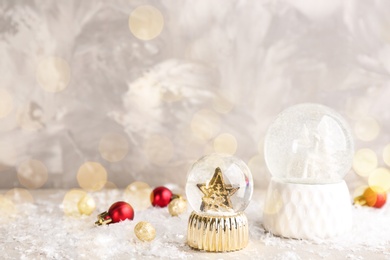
[{"xmin": 1, "ymin": 189, "xmax": 389, "ymax": 259}]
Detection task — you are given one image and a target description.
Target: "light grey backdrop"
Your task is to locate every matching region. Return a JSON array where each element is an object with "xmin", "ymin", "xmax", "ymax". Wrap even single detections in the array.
[{"xmin": 1, "ymin": 0, "xmax": 389, "ymax": 191}]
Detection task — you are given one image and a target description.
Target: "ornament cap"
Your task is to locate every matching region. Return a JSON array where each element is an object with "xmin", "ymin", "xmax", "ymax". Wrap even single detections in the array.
[
  {"xmin": 353, "ymin": 195, "xmax": 366, "ymax": 206},
  {"xmin": 170, "ymin": 194, "xmax": 181, "ymax": 201},
  {"xmin": 95, "ymin": 211, "xmax": 112, "ymax": 226}
]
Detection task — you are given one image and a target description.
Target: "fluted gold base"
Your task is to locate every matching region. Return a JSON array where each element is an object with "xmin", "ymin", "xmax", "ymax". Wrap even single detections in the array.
[{"xmin": 187, "ymin": 211, "xmax": 249, "ymax": 252}]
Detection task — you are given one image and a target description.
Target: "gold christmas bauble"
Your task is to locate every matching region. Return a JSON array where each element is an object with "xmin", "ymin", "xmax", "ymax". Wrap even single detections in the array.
[
  {"xmin": 168, "ymin": 197, "xmax": 187, "ymax": 216},
  {"xmin": 77, "ymin": 194, "xmax": 96, "ymax": 216},
  {"xmin": 134, "ymin": 221, "xmax": 156, "ymax": 242}
]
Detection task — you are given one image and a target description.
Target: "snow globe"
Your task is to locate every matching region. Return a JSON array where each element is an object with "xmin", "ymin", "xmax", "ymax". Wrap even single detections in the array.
[
  {"xmin": 263, "ymin": 103, "xmax": 354, "ymax": 239},
  {"xmin": 186, "ymin": 153, "xmax": 253, "ymax": 251}
]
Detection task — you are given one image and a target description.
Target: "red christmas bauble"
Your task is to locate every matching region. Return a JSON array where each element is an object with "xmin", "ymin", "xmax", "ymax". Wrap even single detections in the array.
[
  {"xmin": 374, "ymin": 192, "xmax": 387, "ymax": 208},
  {"xmin": 108, "ymin": 201, "xmax": 134, "ymax": 223},
  {"xmin": 151, "ymin": 186, "xmax": 172, "ymax": 207}
]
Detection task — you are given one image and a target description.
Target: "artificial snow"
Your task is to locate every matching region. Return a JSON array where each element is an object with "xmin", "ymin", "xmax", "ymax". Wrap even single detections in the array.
[{"xmin": 1, "ymin": 189, "xmax": 389, "ymax": 259}]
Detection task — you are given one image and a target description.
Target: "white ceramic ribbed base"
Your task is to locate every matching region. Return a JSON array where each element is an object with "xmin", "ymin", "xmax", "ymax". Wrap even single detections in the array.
[{"xmin": 263, "ymin": 178, "xmax": 352, "ymax": 240}]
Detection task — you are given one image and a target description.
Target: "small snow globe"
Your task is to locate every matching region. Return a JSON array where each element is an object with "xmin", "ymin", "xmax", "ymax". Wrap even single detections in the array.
[
  {"xmin": 186, "ymin": 153, "xmax": 253, "ymax": 252},
  {"xmin": 263, "ymin": 103, "xmax": 354, "ymax": 239}
]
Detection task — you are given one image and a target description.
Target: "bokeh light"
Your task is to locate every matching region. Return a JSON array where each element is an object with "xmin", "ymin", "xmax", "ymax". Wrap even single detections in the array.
[
  {"xmin": 36, "ymin": 56, "xmax": 71, "ymax": 92},
  {"xmin": 5, "ymin": 188, "xmax": 34, "ymax": 204},
  {"xmin": 257, "ymin": 139, "xmax": 265, "ymax": 155},
  {"xmin": 0, "ymin": 89, "xmax": 13, "ymax": 118},
  {"xmin": 248, "ymin": 155, "xmax": 265, "ymax": 176},
  {"xmin": 129, "ymin": 5, "xmax": 164, "ymax": 41},
  {"xmin": 62, "ymin": 189, "xmax": 87, "ymax": 216},
  {"xmin": 263, "ymin": 189, "xmax": 283, "ymax": 215},
  {"xmin": 98, "ymin": 133, "xmax": 129, "ymax": 162},
  {"xmin": 123, "ymin": 181, "xmax": 152, "ymax": 210},
  {"xmin": 354, "ymin": 117, "xmax": 380, "ymax": 142},
  {"xmin": 383, "ymin": 144, "xmax": 390, "ymax": 167},
  {"xmin": 352, "ymin": 149, "xmax": 378, "ymax": 177},
  {"xmin": 353, "ymin": 185, "xmax": 368, "ymax": 198},
  {"xmin": 17, "ymin": 159, "xmax": 48, "ymax": 189},
  {"xmin": 77, "ymin": 162, "xmax": 107, "ymax": 192},
  {"xmin": 213, "ymin": 133, "xmax": 237, "ymax": 155},
  {"xmin": 0, "ymin": 195, "xmax": 16, "ymax": 223},
  {"xmin": 190, "ymin": 109, "xmax": 220, "ymax": 141},
  {"xmin": 368, "ymin": 168, "xmax": 390, "ymax": 191},
  {"xmin": 144, "ymin": 134, "xmax": 174, "ymax": 165}
]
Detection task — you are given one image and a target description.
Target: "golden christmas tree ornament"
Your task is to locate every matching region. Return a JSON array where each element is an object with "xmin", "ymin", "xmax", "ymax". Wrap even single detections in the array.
[
  {"xmin": 134, "ymin": 221, "xmax": 156, "ymax": 242},
  {"xmin": 168, "ymin": 196, "xmax": 187, "ymax": 216},
  {"xmin": 186, "ymin": 154, "xmax": 253, "ymax": 252}
]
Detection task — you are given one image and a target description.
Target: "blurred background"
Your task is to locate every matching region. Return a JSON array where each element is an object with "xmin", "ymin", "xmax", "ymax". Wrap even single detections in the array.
[{"xmin": 0, "ymin": 0, "xmax": 389, "ymax": 197}]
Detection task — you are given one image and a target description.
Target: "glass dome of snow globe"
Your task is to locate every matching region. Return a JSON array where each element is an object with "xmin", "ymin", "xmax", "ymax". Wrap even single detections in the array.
[
  {"xmin": 186, "ymin": 153, "xmax": 253, "ymax": 216},
  {"xmin": 264, "ymin": 103, "xmax": 354, "ymax": 184}
]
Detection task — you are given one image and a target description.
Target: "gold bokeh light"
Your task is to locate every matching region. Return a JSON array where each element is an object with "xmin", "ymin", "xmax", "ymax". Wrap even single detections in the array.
[
  {"xmin": 248, "ymin": 155, "xmax": 264, "ymax": 174},
  {"xmin": 352, "ymin": 149, "xmax": 377, "ymax": 177},
  {"xmin": 368, "ymin": 168, "xmax": 390, "ymax": 191},
  {"xmin": 263, "ymin": 189, "xmax": 282, "ymax": 215},
  {"xmin": 17, "ymin": 159, "xmax": 48, "ymax": 189},
  {"xmin": 354, "ymin": 117, "xmax": 380, "ymax": 142},
  {"xmin": 36, "ymin": 56, "xmax": 71, "ymax": 93},
  {"xmin": 144, "ymin": 134, "xmax": 174, "ymax": 165},
  {"xmin": 62, "ymin": 189, "xmax": 87, "ymax": 217},
  {"xmin": 213, "ymin": 133, "xmax": 237, "ymax": 155},
  {"xmin": 123, "ymin": 181, "xmax": 152, "ymax": 211},
  {"xmin": 383, "ymin": 144, "xmax": 390, "ymax": 167},
  {"xmin": 0, "ymin": 195, "xmax": 16, "ymax": 223},
  {"xmin": 77, "ymin": 162, "xmax": 107, "ymax": 192},
  {"xmin": 129, "ymin": 5, "xmax": 164, "ymax": 41},
  {"xmin": 5, "ymin": 188, "xmax": 34, "ymax": 204},
  {"xmin": 191, "ymin": 109, "xmax": 221, "ymax": 141},
  {"xmin": 98, "ymin": 133, "xmax": 129, "ymax": 162},
  {"xmin": 0, "ymin": 89, "xmax": 13, "ymax": 118}
]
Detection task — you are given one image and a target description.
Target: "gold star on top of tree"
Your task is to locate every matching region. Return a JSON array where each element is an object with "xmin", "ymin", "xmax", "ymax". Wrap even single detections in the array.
[{"xmin": 197, "ymin": 167, "xmax": 239, "ymax": 212}]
